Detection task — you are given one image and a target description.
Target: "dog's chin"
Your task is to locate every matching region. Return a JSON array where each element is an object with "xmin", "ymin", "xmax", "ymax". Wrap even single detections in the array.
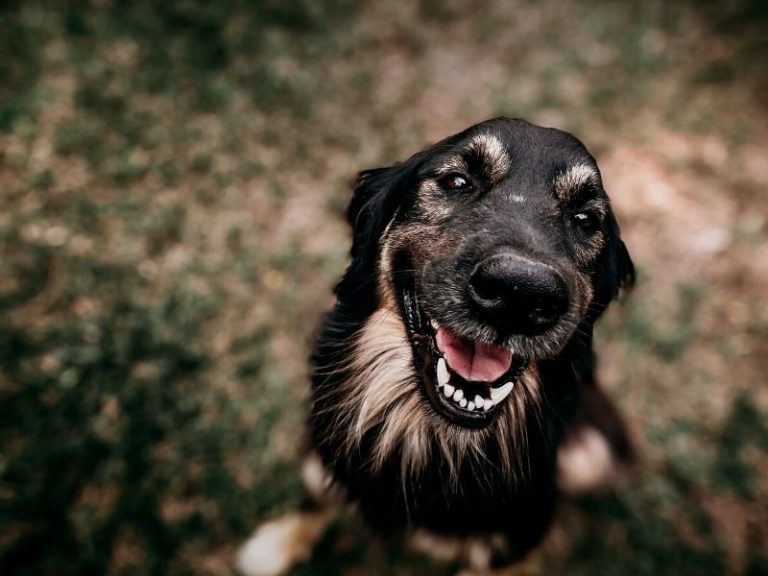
[{"xmin": 397, "ymin": 278, "xmax": 530, "ymax": 430}]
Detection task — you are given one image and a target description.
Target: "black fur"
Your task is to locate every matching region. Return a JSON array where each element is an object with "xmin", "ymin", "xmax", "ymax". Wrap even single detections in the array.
[{"xmin": 309, "ymin": 117, "xmax": 634, "ymax": 565}]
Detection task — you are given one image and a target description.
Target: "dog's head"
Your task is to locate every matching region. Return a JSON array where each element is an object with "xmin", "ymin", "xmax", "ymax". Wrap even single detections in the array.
[
  {"xmin": 343, "ymin": 118, "xmax": 633, "ymax": 430},
  {"xmin": 314, "ymin": 118, "xmax": 633, "ymax": 482}
]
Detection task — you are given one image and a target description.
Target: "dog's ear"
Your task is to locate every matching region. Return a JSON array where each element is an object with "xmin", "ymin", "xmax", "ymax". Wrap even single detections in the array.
[
  {"xmin": 613, "ymin": 238, "xmax": 635, "ymax": 296},
  {"xmin": 589, "ymin": 220, "xmax": 635, "ymax": 321},
  {"xmin": 346, "ymin": 163, "xmax": 414, "ymax": 260},
  {"xmin": 334, "ymin": 162, "xmax": 416, "ymax": 311}
]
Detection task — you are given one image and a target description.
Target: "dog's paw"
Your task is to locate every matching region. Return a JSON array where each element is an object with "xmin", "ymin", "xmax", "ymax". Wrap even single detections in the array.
[
  {"xmin": 557, "ymin": 426, "xmax": 618, "ymax": 494},
  {"xmin": 236, "ymin": 512, "xmax": 330, "ymax": 576}
]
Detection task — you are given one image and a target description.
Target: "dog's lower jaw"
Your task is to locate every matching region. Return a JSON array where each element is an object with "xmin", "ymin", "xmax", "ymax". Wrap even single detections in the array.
[
  {"xmin": 309, "ymin": 306, "xmax": 562, "ymax": 550},
  {"xmin": 313, "ymin": 308, "xmax": 544, "ymax": 480}
]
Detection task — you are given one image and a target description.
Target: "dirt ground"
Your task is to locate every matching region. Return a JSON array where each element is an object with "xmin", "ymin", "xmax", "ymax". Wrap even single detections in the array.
[{"xmin": 1, "ymin": 1, "xmax": 767, "ymax": 574}]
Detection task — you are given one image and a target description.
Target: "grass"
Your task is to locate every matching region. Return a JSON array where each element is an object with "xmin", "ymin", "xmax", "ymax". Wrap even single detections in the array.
[{"xmin": 1, "ymin": 0, "xmax": 767, "ymax": 574}]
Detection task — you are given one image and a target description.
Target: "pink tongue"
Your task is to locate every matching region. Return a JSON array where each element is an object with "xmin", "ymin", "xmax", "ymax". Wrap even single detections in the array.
[{"xmin": 435, "ymin": 326, "xmax": 512, "ymax": 382}]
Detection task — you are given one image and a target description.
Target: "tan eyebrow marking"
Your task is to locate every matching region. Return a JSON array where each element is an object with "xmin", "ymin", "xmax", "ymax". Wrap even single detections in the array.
[
  {"xmin": 553, "ymin": 163, "xmax": 600, "ymax": 202},
  {"xmin": 467, "ymin": 133, "xmax": 511, "ymax": 182},
  {"xmin": 433, "ymin": 133, "xmax": 511, "ymax": 183},
  {"xmin": 433, "ymin": 156, "xmax": 469, "ymax": 177}
]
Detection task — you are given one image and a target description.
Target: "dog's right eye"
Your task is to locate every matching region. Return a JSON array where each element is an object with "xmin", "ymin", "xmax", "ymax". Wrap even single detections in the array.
[{"xmin": 439, "ymin": 174, "xmax": 471, "ymax": 191}]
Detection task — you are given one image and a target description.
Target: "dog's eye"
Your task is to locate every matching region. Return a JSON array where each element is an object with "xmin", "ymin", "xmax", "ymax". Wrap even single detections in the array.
[
  {"xmin": 440, "ymin": 174, "xmax": 471, "ymax": 191},
  {"xmin": 573, "ymin": 212, "xmax": 598, "ymax": 231}
]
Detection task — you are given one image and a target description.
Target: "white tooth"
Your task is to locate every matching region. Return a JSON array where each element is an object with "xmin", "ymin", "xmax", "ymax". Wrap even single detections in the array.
[
  {"xmin": 491, "ymin": 382, "xmax": 515, "ymax": 405},
  {"xmin": 430, "ymin": 319, "xmax": 439, "ymax": 330},
  {"xmin": 474, "ymin": 395, "xmax": 484, "ymax": 406},
  {"xmin": 467, "ymin": 401, "xmax": 475, "ymax": 411},
  {"xmin": 483, "ymin": 399, "xmax": 494, "ymax": 411},
  {"xmin": 443, "ymin": 383, "xmax": 455, "ymax": 398},
  {"xmin": 436, "ymin": 358, "xmax": 450, "ymax": 387},
  {"xmin": 459, "ymin": 398, "xmax": 467, "ymax": 408},
  {"xmin": 452, "ymin": 389, "xmax": 464, "ymax": 402}
]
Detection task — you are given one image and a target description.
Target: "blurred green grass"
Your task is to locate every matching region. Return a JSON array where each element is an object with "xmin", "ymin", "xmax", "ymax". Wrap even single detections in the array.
[{"xmin": 1, "ymin": 1, "xmax": 767, "ymax": 574}]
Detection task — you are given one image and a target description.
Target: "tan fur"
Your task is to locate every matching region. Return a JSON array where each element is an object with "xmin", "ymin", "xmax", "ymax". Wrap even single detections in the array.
[
  {"xmin": 557, "ymin": 426, "xmax": 618, "ymax": 494},
  {"xmin": 408, "ymin": 530, "xmax": 503, "ymax": 571},
  {"xmin": 377, "ymin": 220, "xmax": 449, "ymax": 308},
  {"xmin": 467, "ymin": 133, "xmax": 511, "ymax": 182},
  {"xmin": 574, "ymin": 271, "xmax": 595, "ymax": 317},
  {"xmin": 433, "ymin": 156, "xmax": 472, "ymax": 178},
  {"xmin": 301, "ymin": 452, "xmax": 344, "ymax": 505},
  {"xmin": 553, "ymin": 163, "xmax": 612, "ymax": 267},
  {"xmin": 375, "ymin": 215, "xmax": 402, "ymax": 310},
  {"xmin": 415, "ymin": 180, "xmax": 457, "ymax": 221},
  {"xmin": 237, "ymin": 510, "xmax": 336, "ymax": 576},
  {"xmin": 432, "ymin": 133, "xmax": 511, "ymax": 184},
  {"xmin": 408, "ymin": 529, "xmax": 466, "ymax": 563},
  {"xmin": 322, "ymin": 307, "xmax": 542, "ymax": 486},
  {"xmin": 553, "ymin": 163, "xmax": 599, "ymax": 202},
  {"xmin": 573, "ymin": 229, "xmax": 606, "ymax": 266}
]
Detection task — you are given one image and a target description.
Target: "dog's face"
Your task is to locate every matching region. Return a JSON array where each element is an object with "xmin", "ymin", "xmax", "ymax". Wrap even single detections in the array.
[
  {"xmin": 346, "ymin": 118, "xmax": 633, "ymax": 432},
  {"xmin": 313, "ymin": 118, "xmax": 634, "ymax": 484}
]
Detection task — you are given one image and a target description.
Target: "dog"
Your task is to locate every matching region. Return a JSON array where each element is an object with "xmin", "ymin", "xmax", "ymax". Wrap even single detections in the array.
[{"xmin": 238, "ymin": 117, "xmax": 635, "ymax": 575}]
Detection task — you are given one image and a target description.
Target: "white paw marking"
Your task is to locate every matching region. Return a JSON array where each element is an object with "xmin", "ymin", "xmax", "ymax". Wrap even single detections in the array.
[
  {"xmin": 557, "ymin": 426, "xmax": 615, "ymax": 494},
  {"xmin": 237, "ymin": 513, "xmax": 329, "ymax": 576}
]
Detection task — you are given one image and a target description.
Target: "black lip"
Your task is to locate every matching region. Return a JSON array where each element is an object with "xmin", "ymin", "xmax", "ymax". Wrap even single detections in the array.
[{"xmin": 394, "ymin": 256, "xmax": 529, "ymax": 429}]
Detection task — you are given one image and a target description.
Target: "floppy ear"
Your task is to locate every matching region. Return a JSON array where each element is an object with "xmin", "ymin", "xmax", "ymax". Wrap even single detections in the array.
[
  {"xmin": 346, "ymin": 163, "xmax": 414, "ymax": 261},
  {"xmin": 613, "ymin": 238, "xmax": 635, "ymax": 296},
  {"xmin": 589, "ymin": 221, "xmax": 635, "ymax": 322},
  {"xmin": 332, "ymin": 161, "xmax": 417, "ymax": 311}
]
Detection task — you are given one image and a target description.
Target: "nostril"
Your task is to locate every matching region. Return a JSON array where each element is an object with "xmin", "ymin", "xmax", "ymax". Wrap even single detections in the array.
[
  {"xmin": 469, "ymin": 268, "xmax": 511, "ymax": 305},
  {"xmin": 519, "ymin": 287, "xmax": 569, "ymax": 333},
  {"xmin": 527, "ymin": 294, "xmax": 568, "ymax": 328}
]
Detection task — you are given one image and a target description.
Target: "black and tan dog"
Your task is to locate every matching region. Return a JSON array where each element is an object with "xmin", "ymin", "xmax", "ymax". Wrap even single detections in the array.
[{"xmin": 238, "ymin": 117, "xmax": 635, "ymax": 575}]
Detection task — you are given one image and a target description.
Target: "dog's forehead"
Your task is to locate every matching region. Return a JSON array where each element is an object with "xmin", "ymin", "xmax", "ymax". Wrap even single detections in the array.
[
  {"xmin": 421, "ymin": 119, "xmax": 601, "ymax": 195},
  {"xmin": 474, "ymin": 117, "xmax": 594, "ymax": 160}
]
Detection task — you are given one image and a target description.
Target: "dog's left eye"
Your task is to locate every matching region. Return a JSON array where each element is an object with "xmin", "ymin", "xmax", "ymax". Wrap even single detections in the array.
[
  {"xmin": 573, "ymin": 212, "xmax": 598, "ymax": 231},
  {"xmin": 440, "ymin": 174, "xmax": 471, "ymax": 191}
]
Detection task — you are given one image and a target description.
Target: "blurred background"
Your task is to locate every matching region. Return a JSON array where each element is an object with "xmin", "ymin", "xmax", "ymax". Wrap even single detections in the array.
[{"xmin": 1, "ymin": 1, "xmax": 767, "ymax": 574}]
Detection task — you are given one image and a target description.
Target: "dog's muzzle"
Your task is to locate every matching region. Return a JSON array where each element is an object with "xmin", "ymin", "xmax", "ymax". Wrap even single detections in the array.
[
  {"xmin": 469, "ymin": 253, "xmax": 569, "ymax": 337},
  {"xmin": 395, "ymin": 253, "xmax": 531, "ymax": 428}
]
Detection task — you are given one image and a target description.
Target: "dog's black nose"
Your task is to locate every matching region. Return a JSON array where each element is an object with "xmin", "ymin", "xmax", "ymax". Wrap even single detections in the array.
[{"xmin": 469, "ymin": 254, "xmax": 568, "ymax": 335}]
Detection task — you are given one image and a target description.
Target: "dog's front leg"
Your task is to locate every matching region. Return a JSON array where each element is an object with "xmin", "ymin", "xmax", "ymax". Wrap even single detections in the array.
[
  {"xmin": 557, "ymin": 379, "xmax": 634, "ymax": 494},
  {"xmin": 409, "ymin": 531, "xmax": 522, "ymax": 576},
  {"xmin": 236, "ymin": 453, "xmax": 341, "ymax": 576}
]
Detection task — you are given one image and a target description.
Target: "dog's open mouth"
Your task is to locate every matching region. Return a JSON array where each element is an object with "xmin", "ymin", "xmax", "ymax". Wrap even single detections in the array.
[{"xmin": 395, "ymin": 260, "xmax": 528, "ymax": 428}]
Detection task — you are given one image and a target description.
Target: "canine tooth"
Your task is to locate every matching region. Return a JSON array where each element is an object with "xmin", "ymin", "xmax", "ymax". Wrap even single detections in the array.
[
  {"xmin": 483, "ymin": 399, "xmax": 494, "ymax": 411},
  {"xmin": 436, "ymin": 358, "xmax": 450, "ymax": 387},
  {"xmin": 474, "ymin": 394, "xmax": 484, "ymax": 406},
  {"xmin": 459, "ymin": 398, "xmax": 467, "ymax": 408},
  {"xmin": 491, "ymin": 382, "xmax": 515, "ymax": 405},
  {"xmin": 430, "ymin": 319, "xmax": 439, "ymax": 330},
  {"xmin": 452, "ymin": 389, "xmax": 464, "ymax": 402},
  {"xmin": 467, "ymin": 401, "xmax": 475, "ymax": 410},
  {"xmin": 443, "ymin": 383, "xmax": 455, "ymax": 398}
]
